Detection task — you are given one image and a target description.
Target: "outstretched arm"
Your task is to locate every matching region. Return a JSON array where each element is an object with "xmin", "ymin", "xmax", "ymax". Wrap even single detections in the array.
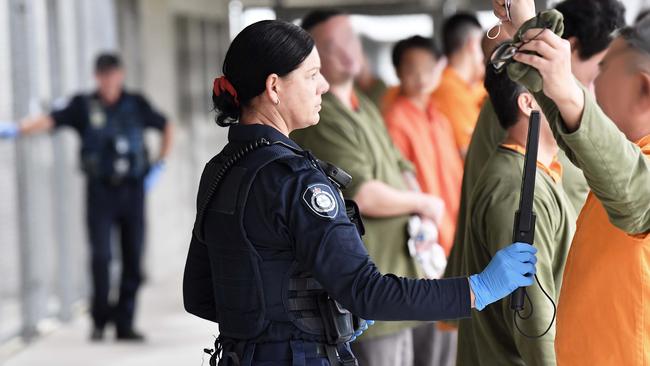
[
  {"xmin": 509, "ymin": 14, "xmax": 650, "ymax": 234},
  {"xmin": 158, "ymin": 121, "xmax": 174, "ymax": 161}
]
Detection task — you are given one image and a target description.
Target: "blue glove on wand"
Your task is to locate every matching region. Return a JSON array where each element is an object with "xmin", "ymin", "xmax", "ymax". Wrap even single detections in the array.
[{"xmin": 469, "ymin": 242, "xmax": 537, "ymax": 311}]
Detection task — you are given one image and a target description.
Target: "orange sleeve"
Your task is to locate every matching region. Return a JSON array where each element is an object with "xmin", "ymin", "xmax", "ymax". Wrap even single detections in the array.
[
  {"xmin": 381, "ymin": 86, "xmax": 400, "ymax": 114},
  {"xmin": 384, "ymin": 110, "xmax": 415, "ymax": 164},
  {"xmin": 432, "ymin": 91, "xmax": 468, "ymax": 152}
]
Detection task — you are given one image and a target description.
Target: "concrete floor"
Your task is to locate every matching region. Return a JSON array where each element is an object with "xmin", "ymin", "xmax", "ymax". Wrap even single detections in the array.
[{"xmin": 3, "ymin": 269, "xmax": 218, "ymax": 366}]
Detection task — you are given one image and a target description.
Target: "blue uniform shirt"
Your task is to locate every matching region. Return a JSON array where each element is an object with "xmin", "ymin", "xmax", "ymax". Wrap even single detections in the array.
[{"xmin": 184, "ymin": 124, "xmax": 472, "ymax": 340}]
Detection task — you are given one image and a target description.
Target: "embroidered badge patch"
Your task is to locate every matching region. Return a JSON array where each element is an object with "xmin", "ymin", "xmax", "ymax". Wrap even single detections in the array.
[
  {"xmin": 302, "ymin": 183, "xmax": 338, "ymax": 219},
  {"xmin": 90, "ymin": 109, "xmax": 106, "ymax": 129}
]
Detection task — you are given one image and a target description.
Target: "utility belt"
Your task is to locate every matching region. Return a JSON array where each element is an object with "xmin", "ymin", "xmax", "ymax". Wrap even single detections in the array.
[
  {"xmin": 286, "ymin": 277, "xmax": 364, "ymax": 344},
  {"xmin": 207, "ymin": 338, "xmax": 358, "ymax": 366},
  {"xmin": 88, "ymin": 175, "xmax": 143, "ymax": 188},
  {"xmin": 206, "ymin": 276, "xmax": 364, "ymax": 366}
]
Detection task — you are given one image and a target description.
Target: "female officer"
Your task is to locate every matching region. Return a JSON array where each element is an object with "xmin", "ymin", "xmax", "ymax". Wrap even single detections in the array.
[{"xmin": 183, "ymin": 20, "xmax": 537, "ymax": 366}]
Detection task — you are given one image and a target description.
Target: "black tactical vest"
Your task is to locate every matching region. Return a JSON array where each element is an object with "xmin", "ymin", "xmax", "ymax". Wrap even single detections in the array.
[
  {"xmin": 193, "ymin": 139, "xmax": 362, "ymax": 344},
  {"xmin": 81, "ymin": 95, "xmax": 148, "ymax": 182}
]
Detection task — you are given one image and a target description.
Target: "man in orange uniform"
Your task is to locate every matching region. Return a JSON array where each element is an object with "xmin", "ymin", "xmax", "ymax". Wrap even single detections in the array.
[
  {"xmin": 383, "ymin": 36, "xmax": 462, "ymax": 256},
  {"xmin": 383, "ymin": 34, "xmax": 465, "ymax": 366},
  {"xmin": 499, "ymin": 1, "xmax": 650, "ymax": 364},
  {"xmin": 431, "ymin": 13, "xmax": 487, "ymax": 157}
]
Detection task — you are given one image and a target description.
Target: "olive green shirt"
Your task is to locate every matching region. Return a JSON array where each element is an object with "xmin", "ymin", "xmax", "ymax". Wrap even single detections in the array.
[
  {"xmin": 291, "ymin": 90, "xmax": 419, "ymax": 339},
  {"xmin": 533, "ymin": 86, "xmax": 650, "ymax": 234},
  {"xmin": 445, "ymin": 99, "xmax": 587, "ymax": 280},
  {"xmin": 357, "ymin": 79, "xmax": 388, "ymax": 110},
  {"xmin": 444, "ymin": 100, "xmax": 503, "ymax": 284},
  {"xmin": 456, "ymin": 147, "xmax": 575, "ymax": 366}
]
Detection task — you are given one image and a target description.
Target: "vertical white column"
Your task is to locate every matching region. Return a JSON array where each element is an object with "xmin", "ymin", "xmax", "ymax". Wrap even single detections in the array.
[
  {"xmin": 10, "ymin": 0, "xmax": 48, "ymax": 340},
  {"xmin": 0, "ymin": 0, "xmax": 18, "ymax": 342}
]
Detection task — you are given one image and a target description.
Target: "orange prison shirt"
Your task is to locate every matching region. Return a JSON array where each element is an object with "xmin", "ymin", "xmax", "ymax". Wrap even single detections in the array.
[
  {"xmin": 381, "ymin": 86, "xmax": 399, "ymax": 114},
  {"xmin": 431, "ymin": 67, "xmax": 487, "ymax": 155},
  {"xmin": 555, "ymin": 135, "xmax": 650, "ymax": 366},
  {"xmin": 383, "ymin": 94, "xmax": 463, "ymax": 255}
]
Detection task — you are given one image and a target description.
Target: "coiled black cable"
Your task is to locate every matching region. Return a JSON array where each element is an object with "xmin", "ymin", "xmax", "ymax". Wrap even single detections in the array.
[{"xmin": 513, "ymin": 274, "xmax": 557, "ymax": 338}]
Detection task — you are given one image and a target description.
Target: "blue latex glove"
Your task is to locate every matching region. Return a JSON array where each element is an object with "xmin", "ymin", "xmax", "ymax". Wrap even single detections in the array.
[
  {"xmin": 0, "ymin": 121, "xmax": 19, "ymax": 139},
  {"xmin": 144, "ymin": 161, "xmax": 165, "ymax": 192},
  {"xmin": 350, "ymin": 320, "xmax": 374, "ymax": 342},
  {"xmin": 469, "ymin": 242, "xmax": 537, "ymax": 311}
]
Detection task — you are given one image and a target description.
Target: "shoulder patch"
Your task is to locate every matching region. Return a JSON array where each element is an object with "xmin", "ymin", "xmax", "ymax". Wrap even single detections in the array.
[{"xmin": 302, "ymin": 183, "xmax": 339, "ymax": 219}]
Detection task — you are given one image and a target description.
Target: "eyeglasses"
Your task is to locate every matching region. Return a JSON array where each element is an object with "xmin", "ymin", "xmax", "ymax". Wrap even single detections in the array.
[
  {"xmin": 490, "ymin": 42, "xmax": 518, "ymax": 72},
  {"xmin": 489, "ymin": 19, "xmax": 549, "ymax": 73}
]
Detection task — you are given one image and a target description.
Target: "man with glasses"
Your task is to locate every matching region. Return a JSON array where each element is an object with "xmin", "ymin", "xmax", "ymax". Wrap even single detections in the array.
[{"xmin": 496, "ymin": 0, "xmax": 650, "ymax": 364}]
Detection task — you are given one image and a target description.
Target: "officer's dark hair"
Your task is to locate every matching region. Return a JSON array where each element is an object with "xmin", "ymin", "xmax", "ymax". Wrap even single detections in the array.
[
  {"xmin": 95, "ymin": 53, "xmax": 122, "ymax": 73},
  {"xmin": 554, "ymin": 0, "xmax": 625, "ymax": 60},
  {"xmin": 391, "ymin": 36, "xmax": 441, "ymax": 70},
  {"xmin": 301, "ymin": 10, "xmax": 344, "ymax": 32},
  {"xmin": 484, "ymin": 57, "xmax": 527, "ymax": 130},
  {"xmin": 213, "ymin": 20, "xmax": 314, "ymax": 127},
  {"xmin": 442, "ymin": 12, "xmax": 482, "ymax": 57}
]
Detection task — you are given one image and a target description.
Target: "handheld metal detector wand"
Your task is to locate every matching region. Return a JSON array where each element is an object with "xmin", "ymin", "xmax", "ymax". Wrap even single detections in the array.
[{"xmin": 510, "ymin": 110, "xmax": 540, "ymax": 311}]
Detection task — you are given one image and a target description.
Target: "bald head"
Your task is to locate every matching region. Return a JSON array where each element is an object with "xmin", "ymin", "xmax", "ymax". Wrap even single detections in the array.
[
  {"xmin": 301, "ymin": 10, "xmax": 343, "ymax": 32},
  {"xmin": 594, "ymin": 25, "xmax": 650, "ymax": 142},
  {"xmin": 303, "ymin": 14, "xmax": 363, "ymax": 86},
  {"xmin": 619, "ymin": 20, "xmax": 650, "ymax": 66}
]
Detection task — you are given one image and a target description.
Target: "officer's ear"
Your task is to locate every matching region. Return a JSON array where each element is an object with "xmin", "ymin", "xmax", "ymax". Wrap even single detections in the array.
[{"xmin": 265, "ymin": 73, "xmax": 281, "ymax": 106}]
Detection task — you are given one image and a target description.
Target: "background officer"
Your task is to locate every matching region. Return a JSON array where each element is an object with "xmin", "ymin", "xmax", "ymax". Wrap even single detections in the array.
[{"xmin": 0, "ymin": 53, "xmax": 174, "ymax": 341}]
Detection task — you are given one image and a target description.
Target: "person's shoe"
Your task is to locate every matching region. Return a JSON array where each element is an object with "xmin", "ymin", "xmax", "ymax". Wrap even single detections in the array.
[
  {"xmin": 90, "ymin": 327, "xmax": 104, "ymax": 341},
  {"xmin": 116, "ymin": 328, "xmax": 146, "ymax": 342}
]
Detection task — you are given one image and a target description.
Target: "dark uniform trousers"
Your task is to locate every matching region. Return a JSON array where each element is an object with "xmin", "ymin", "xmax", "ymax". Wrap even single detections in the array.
[{"xmin": 86, "ymin": 179, "xmax": 145, "ymax": 331}]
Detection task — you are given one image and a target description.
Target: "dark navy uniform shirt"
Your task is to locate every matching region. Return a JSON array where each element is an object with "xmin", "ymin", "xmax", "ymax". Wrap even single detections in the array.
[
  {"xmin": 50, "ymin": 90, "xmax": 167, "ymax": 134},
  {"xmin": 184, "ymin": 123, "xmax": 472, "ymax": 334}
]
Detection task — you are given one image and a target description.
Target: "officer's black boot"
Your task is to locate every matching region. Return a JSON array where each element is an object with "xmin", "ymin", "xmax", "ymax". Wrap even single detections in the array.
[
  {"xmin": 90, "ymin": 326, "xmax": 104, "ymax": 342},
  {"xmin": 116, "ymin": 327, "xmax": 146, "ymax": 342}
]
